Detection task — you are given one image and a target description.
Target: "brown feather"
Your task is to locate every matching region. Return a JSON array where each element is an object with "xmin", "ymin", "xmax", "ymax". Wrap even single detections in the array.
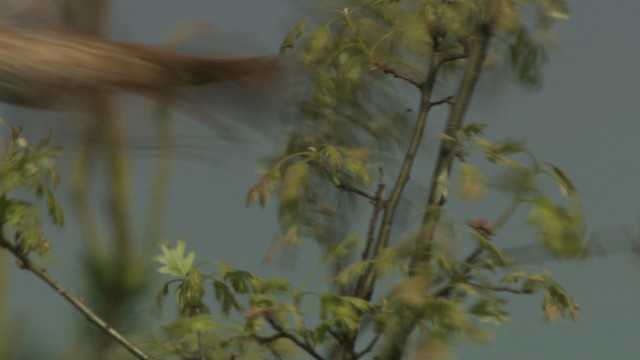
[{"xmin": 0, "ymin": 24, "xmax": 279, "ymax": 108}]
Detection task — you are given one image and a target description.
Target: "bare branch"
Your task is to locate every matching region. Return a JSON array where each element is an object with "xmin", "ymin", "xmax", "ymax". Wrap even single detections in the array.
[
  {"xmin": 378, "ymin": 3, "xmax": 501, "ymax": 357},
  {"xmin": 263, "ymin": 317, "xmax": 325, "ymax": 360},
  {"xmin": 0, "ymin": 237, "xmax": 155, "ymax": 360},
  {"xmin": 335, "ymin": 182, "xmax": 378, "ymax": 202},
  {"xmin": 370, "ymin": 61, "xmax": 421, "ymax": 88},
  {"xmin": 443, "ymin": 53, "xmax": 467, "ymax": 63},
  {"xmin": 361, "ymin": 168, "xmax": 385, "ymax": 261},
  {"xmin": 428, "ymin": 95, "xmax": 454, "ymax": 108},
  {"xmin": 354, "ymin": 40, "xmax": 445, "ymax": 301}
]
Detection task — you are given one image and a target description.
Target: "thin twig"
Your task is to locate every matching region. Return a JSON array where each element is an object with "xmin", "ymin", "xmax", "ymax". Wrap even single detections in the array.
[
  {"xmin": 0, "ymin": 237, "xmax": 155, "ymax": 360},
  {"xmin": 263, "ymin": 317, "xmax": 324, "ymax": 360},
  {"xmin": 370, "ymin": 61, "xmax": 421, "ymax": 88},
  {"xmin": 355, "ymin": 335, "xmax": 379, "ymax": 359},
  {"xmin": 354, "ymin": 39, "xmax": 445, "ymax": 301},
  {"xmin": 335, "ymin": 182, "xmax": 377, "ymax": 202},
  {"xmin": 362, "ymin": 168, "xmax": 385, "ymax": 261},
  {"xmin": 327, "ymin": 328, "xmax": 344, "ymax": 343},
  {"xmin": 443, "ymin": 53, "xmax": 467, "ymax": 63},
  {"xmin": 327, "ymin": 328, "xmax": 358, "ymax": 360},
  {"xmin": 428, "ymin": 95, "xmax": 454, "ymax": 108},
  {"xmin": 253, "ymin": 333, "xmax": 287, "ymax": 344}
]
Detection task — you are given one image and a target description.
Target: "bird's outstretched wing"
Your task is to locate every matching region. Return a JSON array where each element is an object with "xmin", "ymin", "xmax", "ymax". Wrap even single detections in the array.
[{"xmin": 0, "ymin": 24, "xmax": 279, "ymax": 108}]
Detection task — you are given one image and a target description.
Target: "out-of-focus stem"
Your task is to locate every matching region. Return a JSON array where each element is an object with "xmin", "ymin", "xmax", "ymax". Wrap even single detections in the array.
[
  {"xmin": 377, "ymin": 2, "xmax": 499, "ymax": 358},
  {"xmin": 143, "ymin": 100, "xmax": 173, "ymax": 255}
]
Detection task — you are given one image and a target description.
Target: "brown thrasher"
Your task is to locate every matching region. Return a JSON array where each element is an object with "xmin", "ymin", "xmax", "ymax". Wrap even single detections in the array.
[{"xmin": 0, "ymin": 24, "xmax": 279, "ymax": 109}]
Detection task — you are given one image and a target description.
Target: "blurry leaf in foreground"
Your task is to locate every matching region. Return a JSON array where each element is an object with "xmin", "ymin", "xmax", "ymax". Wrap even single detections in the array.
[
  {"xmin": 457, "ymin": 163, "xmax": 487, "ymax": 201},
  {"xmin": 502, "ymin": 223, "xmax": 640, "ymax": 265},
  {"xmin": 527, "ymin": 197, "xmax": 586, "ymax": 259}
]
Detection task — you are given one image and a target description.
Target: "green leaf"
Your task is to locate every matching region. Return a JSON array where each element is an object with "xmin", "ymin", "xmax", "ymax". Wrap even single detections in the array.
[
  {"xmin": 536, "ymin": 0, "xmax": 570, "ymax": 29},
  {"xmin": 344, "ymin": 158, "xmax": 371, "ymax": 183},
  {"xmin": 473, "ymin": 234, "xmax": 508, "ymax": 267},
  {"xmin": 463, "ymin": 123, "xmax": 487, "ymax": 136},
  {"xmin": 282, "ymin": 224, "xmax": 300, "ymax": 246},
  {"xmin": 543, "ymin": 284, "xmax": 579, "ymax": 321},
  {"xmin": 246, "ymin": 169, "xmax": 279, "ymax": 207},
  {"xmin": 398, "ymin": 12, "xmax": 432, "ymax": 55},
  {"xmin": 507, "ymin": 28, "xmax": 548, "ymax": 87},
  {"xmin": 342, "ymin": 296, "xmax": 375, "ymax": 314},
  {"xmin": 177, "ymin": 268, "xmax": 209, "ymax": 317},
  {"xmin": 543, "ymin": 285, "xmax": 579, "ymax": 321},
  {"xmin": 332, "ymin": 261, "xmax": 369, "ymax": 287},
  {"xmin": 502, "ymin": 270, "xmax": 530, "ymax": 285},
  {"xmin": 322, "ymin": 145, "xmax": 344, "ymax": 170},
  {"xmin": 546, "ymin": 162, "xmax": 577, "ymax": 198},
  {"xmin": 155, "ymin": 239, "xmax": 195, "ymax": 277},
  {"xmin": 280, "ymin": 161, "xmax": 310, "ymax": 204},
  {"xmin": 323, "ymin": 235, "xmax": 361, "ymax": 262},
  {"xmin": 155, "ymin": 282, "xmax": 171, "ymax": 310},
  {"xmin": 280, "ymin": 17, "xmax": 309, "ymax": 54},
  {"xmin": 213, "ymin": 280, "xmax": 240, "ymax": 315},
  {"xmin": 163, "ymin": 315, "xmax": 216, "ymax": 337},
  {"xmin": 223, "ymin": 269, "xmax": 257, "ymax": 294},
  {"xmin": 457, "ymin": 163, "xmax": 487, "ymax": 201},
  {"xmin": 491, "ymin": 165, "xmax": 535, "ymax": 195},
  {"xmin": 249, "ymin": 294, "xmax": 276, "ymax": 308},
  {"xmin": 527, "ymin": 197, "xmax": 586, "ymax": 259},
  {"xmin": 318, "ymin": 294, "xmax": 372, "ymax": 332},
  {"xmin": 44, "ymin": 189, "xmax": 64, "ymax": 226},
  {"xmin": 423, "ymin": 299, "xmax": 470, "ymax": 331},
  {"xmin": 303, "ymin": 25, "xmax": 332, "ymax": 64},
  {"xmin": 495, "ymin": 139, "xmax": 527, "ymax": 156},
  {"xmin": 257, "ymin": 278, "xmax": 291, "ymax": 294},
  {"xmin": 470, "ymin": 299, "xmax": 511, "ymax": 325}
]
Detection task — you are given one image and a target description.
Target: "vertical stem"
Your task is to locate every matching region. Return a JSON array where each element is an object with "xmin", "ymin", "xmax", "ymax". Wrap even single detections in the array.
[
  {"xmin": 353, "ymin": 46, "xmax": 443, "ymax": 301},
  {"xmin": 70, "ymin": 123, "xmax": 104, "ymax": 258},
  {"xmin": 0, "ymin": 251, "xmax": 9, "ymax": 358},
  {"xmin": 100, "ymin": 95, "xmax": 134, "ymax": 270},
  {"xmin": 409, "ymin": 2, "xmax": 497, "ymax": 277},
  {"xmin": 63, "ymin": 2, "xmax": 136, "ymax": 355},
  {"xmin": 142, "ymin": 100, "xmax": 174, "ymax": 255},
  {"xmin": 377, "ymin": 2, "xmax": 499, "ymax": 359}
]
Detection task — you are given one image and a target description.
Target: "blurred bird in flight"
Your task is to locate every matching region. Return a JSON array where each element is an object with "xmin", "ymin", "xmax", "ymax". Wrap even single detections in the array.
[
  {"xmin": 0, "ymin": 24, "xmax": 279, "ymax": 109},
  {"xmin": 0, "ymin": 0, "xmax": 283, "ymax": 148}
]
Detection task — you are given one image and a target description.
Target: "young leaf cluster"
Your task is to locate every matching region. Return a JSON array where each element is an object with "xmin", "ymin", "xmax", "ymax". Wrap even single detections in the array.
[
  {"xmin": 0, "ymin": 122, "xmax": 63, "ymax": 257},
  {"xmin": 154, "ymin": 239, "xmax": 382, "ymax": 359},
  {"xmin": 247, "ymin": 0, "xmax": 580, "ymax": 358},
  {"xmin": 453, "ymin": 125, "xmax": 585, "ymax": 261},
  {"xmin": 247, "ymin": 144, "xmax": 371, "ymax": 247}
]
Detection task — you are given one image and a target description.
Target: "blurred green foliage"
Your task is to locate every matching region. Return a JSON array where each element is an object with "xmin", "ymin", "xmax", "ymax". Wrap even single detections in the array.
[
  {"xmin": 0, "ymin": 0, "xmax": 592, "ymax": 359},
  {"xmin": 0, "ymin": 122, "xmax": 63, "ymax": 257}
]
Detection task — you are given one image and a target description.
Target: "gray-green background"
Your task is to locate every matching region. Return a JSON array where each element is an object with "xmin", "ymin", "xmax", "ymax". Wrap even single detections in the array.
[{"xmin": 4, "ymin": 1, "xmax": 640, "ymax": 359}]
